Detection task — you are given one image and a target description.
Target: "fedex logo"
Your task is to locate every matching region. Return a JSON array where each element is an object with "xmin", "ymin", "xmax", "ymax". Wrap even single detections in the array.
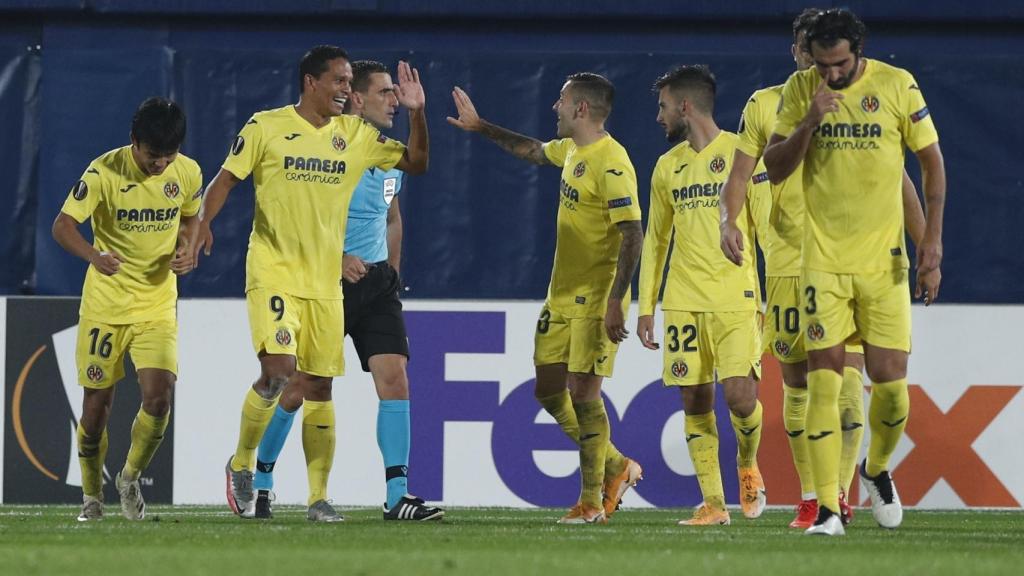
[{"xmin": 404, "ymin": 310, "xmax": 1022, "ymax": 509}]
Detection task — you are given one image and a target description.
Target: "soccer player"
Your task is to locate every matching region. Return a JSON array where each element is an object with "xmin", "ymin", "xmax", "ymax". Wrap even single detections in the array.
[
  {"xmin": 252, "ymin": 60, "xmax": 443, "ymax": 521},
  {"xmin": 637, "ymin": 65, "xmax": 768, "ymax": 526},
  {"xmin": 448, "ymin": 73, "xmax": 644, "ymax": 524},
  {"xmin": 719, "ymin": 8, "xmax": 928, "ymax": 529},
  {"xmin": 192, "ymin": 46, "xmax": 428, "ymax": 521},
  {"xmin": 52, "ymin": 97, "xmax": 201, "ymax": 521},
  {"xmin": 763, "ymin": 8, "xmax": 945, "ymax": 535}
]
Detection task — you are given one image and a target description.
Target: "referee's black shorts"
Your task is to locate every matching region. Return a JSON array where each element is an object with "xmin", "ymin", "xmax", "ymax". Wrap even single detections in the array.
[{"xmin": 343, "ymin": 261, "xmax": 409, "ymax": 372}]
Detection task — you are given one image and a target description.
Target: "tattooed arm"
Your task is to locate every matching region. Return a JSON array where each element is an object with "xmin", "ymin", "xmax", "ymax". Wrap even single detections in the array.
[
  {"xmin": 447, "ymin": 86, "xmax": 551, "ymax": 165},
  {"xmin": 606, "ymin": 220, "xmax": 644, "ymax": 343}
]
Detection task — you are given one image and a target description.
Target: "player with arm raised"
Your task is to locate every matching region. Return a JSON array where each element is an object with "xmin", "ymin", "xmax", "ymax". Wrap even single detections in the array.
[
  {"xmin": 191, "ymin": 45, "xmax": 427, "ymax": 521},
  {"xmin": 448, "ymin": 73, "xmax": 644, "ymax": 524},
  {"xmin": 252, "ymin": 60, "xmax": 442, "ymax": 521}
]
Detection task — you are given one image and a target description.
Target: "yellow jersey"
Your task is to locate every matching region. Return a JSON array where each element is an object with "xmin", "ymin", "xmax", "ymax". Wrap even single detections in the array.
[
  {"xmin": 737, "ymin": 84, "xmax": 803, "ymax": 277},
  {"xmin": 639, "ymin": 131, "xmax": 767, "ymax": 314},
  {"xmin": 542, "ymin": 135, "xmax": 642, "ymax": 319},
  {"xmin": 223, "ymin": 106, "xmax": 406, "ymax": 300},
  {"xmin": 774, "ymin": 58, "xmax": 939, "ymax": 273},
  {"xmin": 60, "ymin": 145, "xmax": 203, "ymax": 324}
]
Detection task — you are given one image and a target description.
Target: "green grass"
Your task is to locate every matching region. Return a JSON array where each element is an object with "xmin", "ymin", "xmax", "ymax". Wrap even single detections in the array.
[{"xmin": 1, "ymin": 506, "xmax": 1022, "ymax": 576}]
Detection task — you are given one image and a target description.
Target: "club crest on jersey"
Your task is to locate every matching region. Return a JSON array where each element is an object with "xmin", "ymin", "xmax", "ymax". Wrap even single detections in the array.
[
  {"xmin": 861, "ymin": 95, "xmax": 880, "ymax": 113},
  {"xmin": 86, "ymin": 364, "xmax": 105, "ymax": 383},
  {"xmin": 573, "ymin": 161, "xmax": 586, "ymax": 178},
  {"xmin": 377, "ymin": 133, "xmax": 388, "ymax": 144},
  {"xmin": 163, "ymin": 182, "xmax": 180, "ymax": 199},
  {"xmin": 72, "ymin": 180, "xmax": 88, "ymax": 201},
  {"xmin": 709, "ymin": 155, "xmax": 726, "ymax": 174},
  {"xmin": 671, "ymin": 360, "xmax": 689, "ymax": 379},
  {"xmin": 332, "ymin": 134, "xmax": 347, "ymax": 153},
  {"xmin": 231, "ymin": 135, "xmax": 245, "ymax": 156},
  {"xmin": 774, "ymin": 340, "xmax": 791, "ymax": 357},
  {"xmin": 275, "ymin": 328, "xmax": 292, "ymax": 347},
  {"xmin": 806, "ymin": 322, "xmax": 825, "ymax": 342}
]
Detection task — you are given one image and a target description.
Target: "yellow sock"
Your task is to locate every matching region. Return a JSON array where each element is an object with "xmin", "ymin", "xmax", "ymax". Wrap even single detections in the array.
[
  {"xmin": 806, "ymin": 369, "xmax": 842, "ymax": 513},
  {"xmin": 730, "ymin": 401, "xmax": 763, "ymax": 469},
  {"xmin": 685, "ymin": 411, "xmax": 724, "ymax": 511},
  {"xmin": 783, "ymin": 384, "xmax": 815, "ymax": 498},
  {"xmin": 232, "ymin": 387, "xmax": 278, "ymax": 472},
  {"xmin": 866, "ymin": 378, "xmax": 909, "ymax": 477},
  {"xmin": 77, "ymin": 424, "xmax": 108, "ymax": 498},
  {"xmin": 573, "ymin": 399, "xmax": 609, "ymax": 509},
  {"xmin": 538, "ymin": 389, "xmax": 626, "ymax": 478},
  {"xmin": 604, "ymin": 442, "xmax": 627, "ymax": 479},
  {"xmin": 538, "ymin": 389, "xmax": 579, "ymax": 442},
  {"xmin": 839, "ymin": 366, "xmax": 865, "ymax": 494},
  {"xmin": 302, "ymin": 400, "xmax": 335, "ymax": 506},
  {"xmin": 123, "ymin": 408, "xmax": 169, "ymax": 481}
]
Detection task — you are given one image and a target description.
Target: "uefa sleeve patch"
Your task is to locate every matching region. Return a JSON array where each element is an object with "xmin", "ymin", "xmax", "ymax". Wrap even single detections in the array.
[
  {"xmin": 608, "ymin": 197, "xmax": 633, "ymax": 209},
  {"xmin": 910, "ymin": 106, "xmax": 930, "ymax": 123},
  {"xmin": 752, "ymin": 172, "xmax": 769, "ymax": 184}
]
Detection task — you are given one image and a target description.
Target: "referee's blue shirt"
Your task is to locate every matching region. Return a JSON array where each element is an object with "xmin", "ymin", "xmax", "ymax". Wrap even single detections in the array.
[{"xmin": 345, "ymin": 167, "xmax": 404, "ymax": 263}]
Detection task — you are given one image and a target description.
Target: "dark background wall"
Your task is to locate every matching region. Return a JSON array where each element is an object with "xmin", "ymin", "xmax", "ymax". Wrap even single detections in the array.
[{"xmin": 2, "ymin": 1, "xmax": 1022, "ymax": 302}]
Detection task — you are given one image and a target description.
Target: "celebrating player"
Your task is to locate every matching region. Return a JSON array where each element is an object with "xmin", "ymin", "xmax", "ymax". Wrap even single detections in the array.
[
  {"xmin": 52, "ymin": 97, "xmax": 201, "ymax": 521},
  {"xmin": 637, "ymin": 65, "xmax": 768, "ymax": 526},
  {"xmin": 448, "ymin": 73, "xmax": 644, "ymax": 524},
  {"xmin": 192, "ymin": 46, "xmax": 428, "ymax": 521},
  {"xmin": 252, "ymin": 60, "xmax": 443, "ymax": 521},
  {"xmin": 763, "ymin": 8, "xmax": 946, "ymax": 535},
  {"xmin": 719, "ymin": 8, "xmax": 927, "ymax": 529}
]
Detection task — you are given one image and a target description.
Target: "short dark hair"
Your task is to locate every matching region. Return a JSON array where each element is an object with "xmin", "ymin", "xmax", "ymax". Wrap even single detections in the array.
[
  {"xmin": 130, "ymin": 97, "xmax": 186, "ymax": 153},
  {"xmin": 653, "ymin": 65, "xmax": 717, "ymax": 115},
  {"xmin": 565, "ymin": 72, "xmax": 615, "ymax": 120},
  {"xmin": 792, "ymin": 7, "xmax": 823, "ymax": 41},
  {"xmin": 803, "ymin": 8, "xmax": 868, "ymax": 55},
  {"xmin": 351, "ymin": 60, "xmax": 389, "ymax": 94},
  {"xmin": 298, "ymin": 45, "xmax": 350, "ymax": 94}
]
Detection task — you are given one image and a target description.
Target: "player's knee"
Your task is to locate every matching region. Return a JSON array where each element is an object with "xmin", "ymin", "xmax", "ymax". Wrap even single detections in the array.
[
  {"xmin": 377, "ymin": 373, "xmax": 409, "ymax": 400},
  {"xmin": 725, "ymin": 391, "xmax": 757, "ymax": 417},
  {"xmin": 865, "ymin": 360, "xmax": 906, "ymax": 384},
  {"xmin": 265, "ymin": 375, "xmax": 290, "ymax": 398}
]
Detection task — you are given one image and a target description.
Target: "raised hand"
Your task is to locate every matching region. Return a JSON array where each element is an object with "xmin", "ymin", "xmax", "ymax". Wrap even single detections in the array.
[
  {"xmin": 394, "ymin": 61, "xmax": 425, "ymax": 111},
  {"xmin": 806, "ymin": 77, "xmax": 844, "ymax": 126},
  {"xmin": 446, "ymin": 87, "xmax": 484, "ymax": 132}
]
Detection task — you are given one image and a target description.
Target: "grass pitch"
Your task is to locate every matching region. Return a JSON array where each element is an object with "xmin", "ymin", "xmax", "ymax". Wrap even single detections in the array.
[{"xmin": 1, "ymin": 506, "xmax": 1022, "ymax": 576}]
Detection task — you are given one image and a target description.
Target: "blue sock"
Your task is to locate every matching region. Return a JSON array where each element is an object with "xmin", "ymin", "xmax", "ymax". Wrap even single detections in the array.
[
  {"xmin": 254, "ymin": 404, "xmax": 297, "ymax": 491},
  {"xmin": 378, "ymin": 399, "xmax": 410, "ymax": 509}
]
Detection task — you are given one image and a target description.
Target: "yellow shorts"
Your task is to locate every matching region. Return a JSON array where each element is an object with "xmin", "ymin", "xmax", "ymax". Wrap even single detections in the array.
[
  {"xmin": 662, "ymin": 310, "xmax": 762, "ymax": 386},
  {"xmin": 765, "ymin": 276, "xmax": 807, "ymax": 363},
  {"xmin": 533, "ymin": 303, "xmax": 620, "ymax": 377},
  {"xmin": 75, "ymin": 318, "xmax": 177, "ymax": 389},
  {"xmin": 802, "ymin": 268, "xmax": 911, "ymax": 353},
  {"xmin": 767, "ymin": 276, "xmax": 864, "ymax": 362},
  {"xmin": 246, "ymin": 288, "xmax": 345, "ymax": 377}
]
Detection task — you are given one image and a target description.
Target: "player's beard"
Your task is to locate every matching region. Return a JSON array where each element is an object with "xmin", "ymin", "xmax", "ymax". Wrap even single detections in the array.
[
  {"xmin": 827, "ymin": 55, "xmax": 860, "ymax": 90},
  {"xmin": 665, "ymin": 120, "xmax": 688, "ymax": 143}
]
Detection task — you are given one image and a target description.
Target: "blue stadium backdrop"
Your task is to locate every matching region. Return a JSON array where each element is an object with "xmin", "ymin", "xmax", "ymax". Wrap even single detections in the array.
[{"xmin": 0, "ymin": 0, "xmax": 1022, "ymax": 302}]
